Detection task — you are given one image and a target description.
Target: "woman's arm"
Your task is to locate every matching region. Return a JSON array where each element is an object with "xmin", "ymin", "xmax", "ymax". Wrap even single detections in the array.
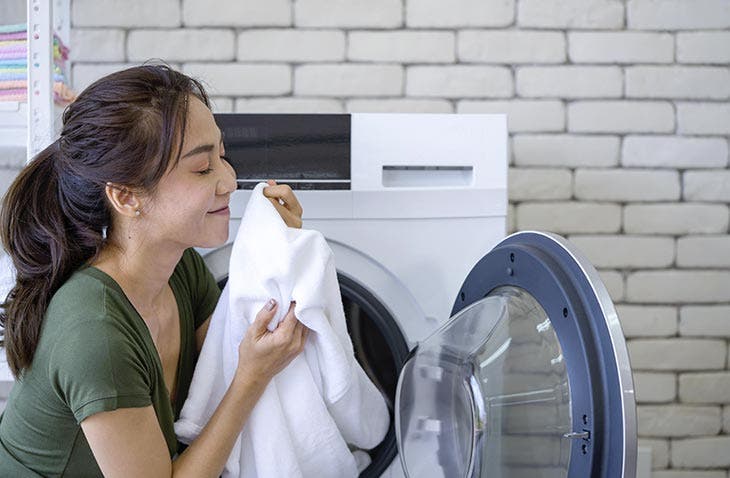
[{"xmin": 82, "ymin": 300, "xmax": 307, "ymax": 478}]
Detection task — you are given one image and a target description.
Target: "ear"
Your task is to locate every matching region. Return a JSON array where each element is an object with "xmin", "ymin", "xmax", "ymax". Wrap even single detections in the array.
[{"xmin": 105, "ymin": 182, "xmax": 142, "ymax": 218}]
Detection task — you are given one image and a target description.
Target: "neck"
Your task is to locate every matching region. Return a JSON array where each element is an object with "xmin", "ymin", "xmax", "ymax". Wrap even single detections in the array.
[{"xmin": 91, "ymin": 227, "xmax": 184, "ymax": 311}]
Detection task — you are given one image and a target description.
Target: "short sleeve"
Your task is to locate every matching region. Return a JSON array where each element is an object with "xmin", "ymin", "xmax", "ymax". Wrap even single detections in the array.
[
  {"xmin": 182, "ymin": 248, "xmax": 221, "ymax": 329},
  {"xmin": 48, "ymin": 319, "xmax": 152, "ymax": 424}
]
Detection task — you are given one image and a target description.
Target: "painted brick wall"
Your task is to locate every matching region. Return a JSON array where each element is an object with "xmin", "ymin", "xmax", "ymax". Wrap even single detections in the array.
[{"xmin": 3, "ymin": 0, "xmax": 730, "ymax": 475}]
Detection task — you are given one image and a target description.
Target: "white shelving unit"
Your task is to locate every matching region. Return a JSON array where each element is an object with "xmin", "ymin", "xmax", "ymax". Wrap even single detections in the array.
[
  {"xmin": 0, "ymin": 0, "xmax": 70, "ymax": 165},
  {"xmin": 0, "ymin": 0, "xmax": 70, "ymax": 394}
]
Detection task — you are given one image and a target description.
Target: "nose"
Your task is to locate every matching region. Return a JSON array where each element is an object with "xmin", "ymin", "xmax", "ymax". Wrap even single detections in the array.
[{"xmin": 217, "ymin": 157, "xmax": 237, "ymax": 195}]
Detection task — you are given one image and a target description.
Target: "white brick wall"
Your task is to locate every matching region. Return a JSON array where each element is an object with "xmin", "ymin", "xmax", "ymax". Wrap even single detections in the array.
[
  {"xmin": 679, "ymin": 373, "xmax": 730, "ymax": 404},
  {"xmin": 628, "ymin": 339, "xmax": 726, "ymax": 370},
  {"xmin": 183, "ymin": 64, "xmax": 291, "ymax": 96},
  {"xmin": 128, "ymin": 29, "xmax": 236, "ymax": 62},
  {"xmin": 518, "ymin": 0, "xmax": 624, "ymax": 29},
  {"xmin": 627, "ymin": 0, "xmax": 730, "ymax": 30},
  {"xmin": 568, "ymin": 235, "xmax": 674, "ymax": 268},
  {"xmin": 684, "ymin": 171, "xmax": 730, "ymax": 202},
  {"xmin": 406, "ymin": 65, "xmax": 512, "ymax": 98},
  {"xmin": 574, "ymin": 169, "xmax": 680, "ymax": 202},
  {"xmin": 634, "ymin": 372, "xmax": 676, "ymax": 403},
  {"xmin": 296, "ymin": 0, "xmax": 402, "ymax": 28},
  {"xmin": 623, "ymin": 204, "xmax": 729, "ymax": 235},
  {"xmin": 671, "ymin": 436, "xmax": 730, "ymax": 468},
  {"xmin": 457, "ymin": 100, "xmax": 564, "ymax": 132},
  {"xmin": 679, "ymin": 306, "xmax": 730, "ymax": 336},
  {"xmin": 297, "ymin": 64, "xmax": 403, "ymax": 96},
  {"xmin": 459, "ymin": 31, "xmax": 565, "ymax": 64},
  {"xmin": 183, "ymin": 0, "xmax": 291, "ymax": 27},
  {"xmin": 407, "ymin": 0, "xmax": 515, "ymax": 28},
  {"xmin": 508, "ymin": 168, "xmax": 571, "ymax": 201},
  {"xmin": 512, "ymin": 134, "xmax": 619, "ymax": 167},
  {"xmin": 568, "ymin": 101, "xmax": 675, "ymax": 133},
  {"xmin": 677, "ymin": 32, "xmax": 730, "ymax": 64},
  {"xmin": 70, "ymin": 29, "xmax": 125, "ymax": 62},
  {"xmin": 239, "ymin": 30, "xmax": 345, "ymax": 62},
  {"xmin": 38, "ymin": 0, "xmax": 730, "ymax": 474},
  {"xmin": 626, "ymin": 66, "xmax": 730, "ymax": 100},
  {"xmin": 640, "ymin": 437, "xmax": 669, "ymax": 469},
  {"xmin": 73, "ymin": 0, "xmax": 181, "ymax": 27},
  {"xmin": 637, "ymin": 405, "xmax": 722, "ymax": 436},
  {"xmin": 568, "ymin": 32, "xmax": 673, "ymax": 64},
  {"xmin": 622, "ymin": 136, "xmax": 728, "ymax": 169},
  {"xmin": 616, "ymin": 305, "xmax": 677, "ymax": 338},
  {"xmin": 516, "ymin": 66, "xmax": 622, "ymax": 98},
  {"xmin": 350, "ymin": 31, "xmax": 454, "ymax": 63},
  {"xmin": 677, "ymin": 103, "xmax": 730, "ymax": 135}
]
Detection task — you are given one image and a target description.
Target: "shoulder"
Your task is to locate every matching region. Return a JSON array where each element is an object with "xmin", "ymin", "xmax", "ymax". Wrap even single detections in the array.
[
  {"xmin": 44, "ymin": 267, "xmax": 137, "ymax": 335},
  {"xmin": 41, "ymin": 268, "xmax": 151, "ymax": 373}
]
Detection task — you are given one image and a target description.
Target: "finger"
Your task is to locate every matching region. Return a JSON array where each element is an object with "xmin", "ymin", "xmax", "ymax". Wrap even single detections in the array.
[
  {"xmin": 299, "ymin": 328, "xmax": 309, "ymax": 352},
  {"xmin": 252, "ymin": 298, "xmax": 278, "ymax": 336},
  {"xmin": 268, "ymin": 199, "xmax": 302, "ymax": 228},
  {"xmin": 263, "ymin": 184, "xmax": 303, "ymax": 217},
  {"xmin": 278, "ymin": 301, "xmax": 299, "ymax": 336}
]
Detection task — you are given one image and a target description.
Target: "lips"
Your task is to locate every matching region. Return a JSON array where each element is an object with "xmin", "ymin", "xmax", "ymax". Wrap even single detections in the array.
[{"xmin": 208, "ymin": 205, "xmax": 230, "ymax": 214}]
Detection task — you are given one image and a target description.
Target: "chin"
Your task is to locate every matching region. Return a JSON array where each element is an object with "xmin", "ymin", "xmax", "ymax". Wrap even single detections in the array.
[{"xmin": 190, "ymin": 230, "xmax": 229, "ymax": 250}]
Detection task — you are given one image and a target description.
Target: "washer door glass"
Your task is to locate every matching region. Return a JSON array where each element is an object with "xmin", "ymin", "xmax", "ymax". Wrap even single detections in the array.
[{"xmin": 395, "ymin": 287, "xmax": 571, "ymax": 478}]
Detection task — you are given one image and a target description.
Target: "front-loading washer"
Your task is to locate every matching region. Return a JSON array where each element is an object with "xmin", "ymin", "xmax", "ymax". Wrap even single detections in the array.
[{"xmin": 199, "ymin": 113, "xmax": 636, "ymax": 478}]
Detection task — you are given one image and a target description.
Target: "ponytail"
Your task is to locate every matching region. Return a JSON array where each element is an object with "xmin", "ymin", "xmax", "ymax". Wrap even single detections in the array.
[{"xmin": 1, "ymin": 140, "xmax": 102, "ymax": 378}]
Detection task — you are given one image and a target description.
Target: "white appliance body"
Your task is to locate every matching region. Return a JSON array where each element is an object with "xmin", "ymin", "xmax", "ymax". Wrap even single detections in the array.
[{"xmin": 199, "ymin": 113, "xmax": 507, "ymax": 477}]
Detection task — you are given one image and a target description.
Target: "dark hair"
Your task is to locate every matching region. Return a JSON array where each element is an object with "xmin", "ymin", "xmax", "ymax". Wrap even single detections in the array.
[{"xmin": 0, "ymin": 64, "xmax": 210, "ymax": 378}]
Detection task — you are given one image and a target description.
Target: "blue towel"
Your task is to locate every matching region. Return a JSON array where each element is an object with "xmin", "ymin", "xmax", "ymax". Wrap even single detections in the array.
[
  {"xmin": 0, "ymin": 72, "xmax": 65, "ymax": 82},
  {"xmin": 0, "ymin": 24, "xmax": 25, "ymax": 34},
  {"xmin": 0, "ymin": 60, "xmax": 26, "ymax": 68}
]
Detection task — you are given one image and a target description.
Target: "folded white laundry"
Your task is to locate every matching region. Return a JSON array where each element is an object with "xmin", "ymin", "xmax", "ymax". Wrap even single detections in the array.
[{"xmin": 175, "ymin": 182, "xmax": 390, "ymax": 478}]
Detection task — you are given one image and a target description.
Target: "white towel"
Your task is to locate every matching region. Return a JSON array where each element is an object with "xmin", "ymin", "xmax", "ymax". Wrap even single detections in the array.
[{"xmin": 175, "ymin": 182, "xmax": 389, "ymax": 478}]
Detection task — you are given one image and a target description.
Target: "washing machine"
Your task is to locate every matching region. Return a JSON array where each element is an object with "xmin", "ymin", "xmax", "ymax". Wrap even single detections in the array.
[{"xmin": 199, "ymin": 113, "xmax": 637, "ymax": 478}]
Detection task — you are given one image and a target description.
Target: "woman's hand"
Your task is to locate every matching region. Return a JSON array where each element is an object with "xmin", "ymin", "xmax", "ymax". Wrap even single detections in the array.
[
  {"xmin": 263, "ymin": 180, "xmax": 303, "ymax": 228},
  {"xmin": 236, "ymin": 299, "xmax": 308, "ymax": 386}
]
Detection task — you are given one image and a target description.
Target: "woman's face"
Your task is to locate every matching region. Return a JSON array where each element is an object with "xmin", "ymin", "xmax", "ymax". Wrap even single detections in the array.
[{"xmin": 139, "ymin": 95, "xmax": 236, "ymax": 249}]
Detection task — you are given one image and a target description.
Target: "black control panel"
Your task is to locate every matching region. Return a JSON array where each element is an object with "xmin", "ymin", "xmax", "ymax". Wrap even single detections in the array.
[{"xmin": 214, "ymin": 114, "xmax": 351, "ymax": 190}]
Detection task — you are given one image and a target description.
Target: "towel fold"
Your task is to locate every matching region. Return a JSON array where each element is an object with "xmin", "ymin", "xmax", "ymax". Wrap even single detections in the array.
[
  {"xmin": 0, "ymin": 23, "xmax": 25, "ymax": 34},
  {"xmin": 175, "ymin": 182, "xmax": 389, "ymax": 478},
  {"xmin": 0, "ymin": 72, "xmax": 64, "ymax": 82},
  {"xmin": 0, "ymin": 82, "xmax": 76, "ymax": 103},
  {"xmin": 0, "ymin": 32, "xmax": 26, "ymax": 42}
]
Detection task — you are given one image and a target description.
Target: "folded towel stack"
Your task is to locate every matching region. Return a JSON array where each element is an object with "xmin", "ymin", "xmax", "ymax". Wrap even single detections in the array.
[{"xmin": 0, "ymin": 23, "xmax": 75, "ymax": 103}]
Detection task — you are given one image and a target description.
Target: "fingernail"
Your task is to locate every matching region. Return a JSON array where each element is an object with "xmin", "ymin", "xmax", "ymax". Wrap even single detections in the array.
[{"xmin": 266, "ymin": 298, "xmax": 276, "ymax": 311}]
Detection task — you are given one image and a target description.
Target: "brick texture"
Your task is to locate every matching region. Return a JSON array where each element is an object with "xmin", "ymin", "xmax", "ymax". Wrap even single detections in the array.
[{"xmin": 29, "ymin": 1, "xmax": 730, "ymax": 475}]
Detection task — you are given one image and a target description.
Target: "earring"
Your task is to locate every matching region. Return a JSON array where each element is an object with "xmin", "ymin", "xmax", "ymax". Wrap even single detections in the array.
[
  {"xmin": 135, "ymin": 209, "xmax": 140, "ymax": 217},
  {"xmin": 101, "ymin": 225, "xmax": 108, "ymax": 240}
]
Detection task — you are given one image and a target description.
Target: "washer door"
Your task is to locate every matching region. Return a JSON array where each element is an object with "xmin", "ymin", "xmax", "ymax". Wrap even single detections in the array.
[{"xmin": 395, "ymin": 231, "xmax": 636, "ymax": 478}]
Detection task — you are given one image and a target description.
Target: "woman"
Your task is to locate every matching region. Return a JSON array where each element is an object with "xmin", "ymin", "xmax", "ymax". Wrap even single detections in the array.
[{"xmin": 0, "ymin": 64, "xmax": 308, "ymax": 477}]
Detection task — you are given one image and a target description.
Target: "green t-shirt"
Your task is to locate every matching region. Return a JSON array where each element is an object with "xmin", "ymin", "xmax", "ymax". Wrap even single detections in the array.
[{"xmin": 0, "ymin": 248, "xmax": 221, "ymax": 477}]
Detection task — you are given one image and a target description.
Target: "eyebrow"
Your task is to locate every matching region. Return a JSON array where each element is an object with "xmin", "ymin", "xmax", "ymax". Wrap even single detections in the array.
[{"xmin": 181, "ymin": 130, "xmax": 224, "ymax": 160}]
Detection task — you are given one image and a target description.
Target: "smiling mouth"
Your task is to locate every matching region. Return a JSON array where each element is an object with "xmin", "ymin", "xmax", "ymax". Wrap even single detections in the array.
[{"xmin": 208, "ymin": 205, "xmax": 230, "ymax": 214}]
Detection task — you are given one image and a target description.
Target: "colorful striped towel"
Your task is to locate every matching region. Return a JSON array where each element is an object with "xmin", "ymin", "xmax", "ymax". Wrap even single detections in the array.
[
  {"xmin": 0, "ymin": 82, "xmax": 76, "ymax": 103},
  {"xmin": 0, "ymin": 24, "xmax": 24, "ymax": 34},
  {"xmin": 0, "ymin": 60, "xmax": 27, "ymax": 67},
  {"xmin": 0, "ymin": 52, "xmax": 25, "ymax": 61},
  {"xmin": 0, "ymin": 80, "xmax": 26, "ymax": 89},
  {"xmin": 0, "ymin": 32, "xmax": 26, "ymax": 42},
  {"xmin": 0, "ymin": 72, "xmax": 65, "ymax": 82},
  {"xmin": 0, "ymin": 40, "xmax": 25, "ymax": 49}
]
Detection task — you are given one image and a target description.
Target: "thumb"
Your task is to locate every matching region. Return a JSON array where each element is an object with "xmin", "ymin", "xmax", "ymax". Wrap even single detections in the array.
[{"xmin": 252, "ymin": 298, "xmax": 278, "ymax": 335}]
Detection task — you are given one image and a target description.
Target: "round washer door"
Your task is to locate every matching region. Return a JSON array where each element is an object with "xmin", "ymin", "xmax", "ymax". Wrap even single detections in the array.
[{"xmin": 395, "ymin": 231, "xmax": 636, "ymax": 478}]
